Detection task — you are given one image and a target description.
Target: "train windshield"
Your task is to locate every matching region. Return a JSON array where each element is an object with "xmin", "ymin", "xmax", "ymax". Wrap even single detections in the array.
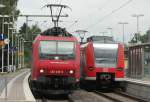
[
  {"xmin": 39, "ymin": 41, "xmax": 75, "ymax": 60},
  {"xmin": 93, "ymin": 44, "xmax": 118, "ymax": 68}
]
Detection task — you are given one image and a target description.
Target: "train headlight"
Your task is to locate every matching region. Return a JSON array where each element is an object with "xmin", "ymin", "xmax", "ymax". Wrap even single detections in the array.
[
  {"xmin": 88, "ymin": 67, "xmax": 94, "ymax": 71},
  {"xmin": 69, "ymin": 70, "xmax": 74, "ymax": 74},
  {"xmin": 40, "ymin": 69, "xmax": 44, "ymax": 73},
  {"xmin": 117, "ymin": 67, "xmax": 123, "ymax": 71}
]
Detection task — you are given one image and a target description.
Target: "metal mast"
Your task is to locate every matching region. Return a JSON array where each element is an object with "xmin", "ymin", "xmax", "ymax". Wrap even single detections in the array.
[{"xmin": 44, "ymin": 4, "xmax": 71, "ymax": 27}]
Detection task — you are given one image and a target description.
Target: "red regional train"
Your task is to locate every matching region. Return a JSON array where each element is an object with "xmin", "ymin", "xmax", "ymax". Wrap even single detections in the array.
[
  {"xmin": 30, "ymin": 27, "xmax": 80, "ymax": 95},
  {"xmin": 80, "ymin": 36, "xmax": 126, "ymax": 91}
]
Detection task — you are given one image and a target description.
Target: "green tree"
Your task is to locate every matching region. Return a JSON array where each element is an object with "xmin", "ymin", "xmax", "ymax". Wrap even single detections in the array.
[
  {"xmin": 129, "ymin": 33, "xmax": 138, "ymax": 43},
  {"xmin": 129, "ymin": 29, "xmax": 150, "ymax": 43},
  {"xmin": 19, "ymin": 23, "xmax": 30, "ymax": 39},
  {"xmin": 19, "ymin": 23, "xmax": 41, "ymax": 67},
  {"xmin": 0, "ymin": 0, "xmax": 20, "ymax": 33},
  {"xmin": 19, "ymin": 23, "xmax": 41, "ymax": 41},
  {"xmin": 0, "ymin": 0, "xmax": 20, "ymax": 15},
  {"xmin": 28, "ymin": 24, "xmax": 41, "ymax": 41},
  {"xmin": 140, "ymin": 30, "xmax": 150, "ymax": 43}
]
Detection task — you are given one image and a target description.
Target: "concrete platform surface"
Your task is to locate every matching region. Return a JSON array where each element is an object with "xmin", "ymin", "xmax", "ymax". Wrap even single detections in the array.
[
  {"xmin": 0, "ymin": 69, "xmax": 36, "ymax": 102},
  {"xmin": 125, "ymin": 78, "xmax": 150, "ymax": 101}
]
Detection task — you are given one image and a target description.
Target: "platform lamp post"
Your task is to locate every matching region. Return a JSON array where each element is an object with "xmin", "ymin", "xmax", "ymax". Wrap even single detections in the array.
[
  {"xmin": 19, "ymin": 35, "xmax": 24, "ymax": 69},
  {"xmin": 19, "ymin": 36, "xmax": 22, "ymax": 68},
  {"xmin": 0, "ymin": 3, "xmax": 6, "ymax": 72},
  {"xmin": 0, "ymin": 15, "xmax": 9, "ymax": 73},
  {"xmin": 15, "ymin": 33, "xmax": 19, "ymax": 69},
  {"xmin": 118, "ymin": 22, "xmax": 129, "ymax": 44},
  {"xmin": 4, "ymin": 21, "xmax": 13, "ymax": 72},
  {"xmin": 16, "ymin": 34, "xmax": 22, "ymax": 69},
  {"xmin": 21, "ymin": 37, "xmax": 25, "ymax": 68},
  {"xmin": 132, "ymin": 14, "xmax": 144, "ymax": 43},
  {"xmin": 12, "ymin": 31, "xmax": 18, "ymax": 72},
  {"xmin": 75, "ymin": 30, "xmax": 88, "ymax": 44},
  {"xmin": 9, "ymin": 28, "xmax": 16, "ymax": 72}
]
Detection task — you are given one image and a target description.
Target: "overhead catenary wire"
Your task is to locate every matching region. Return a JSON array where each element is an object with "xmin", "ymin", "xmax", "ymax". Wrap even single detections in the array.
[
  {"xmin": 67, "ymin": 20, "xmax": 78, "ymax": 29},
  {"xmin": 85, "ymin": 0, "xmax": 133, "ymax": 30},
  {"xmin": 68, "ymin": 0, "xmax": 110, "ymax": 30}
]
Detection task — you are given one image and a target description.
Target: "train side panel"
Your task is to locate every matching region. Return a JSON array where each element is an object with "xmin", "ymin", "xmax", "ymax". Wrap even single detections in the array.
[{"xmin": 116, "ymin": 44, "xmax": 124, "ymax": 79}]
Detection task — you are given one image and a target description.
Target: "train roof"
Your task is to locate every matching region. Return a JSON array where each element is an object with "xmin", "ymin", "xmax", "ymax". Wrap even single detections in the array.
[
  {"xmin": 87, "ymin": 35, "xmax": 116, "ymax": 43},
  {"xmin": 41, "ymin": 27, "xmax": 73, "ymax": 37},
  {"xmin": 33, "ymin": 35, "xmax": 78, "ymax": 43},
  {"xmin": 33, "ymin": 27, "xmax": 79, "ymax": 43}
]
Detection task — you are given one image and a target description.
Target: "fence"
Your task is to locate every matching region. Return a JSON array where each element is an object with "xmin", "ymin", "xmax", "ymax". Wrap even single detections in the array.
[{"xmin": 128, "ymin": 43, "xmax": 150, "ymax": 79}]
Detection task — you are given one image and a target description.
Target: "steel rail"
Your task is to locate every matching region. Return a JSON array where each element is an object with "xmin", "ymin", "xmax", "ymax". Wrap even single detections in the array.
[
  {"xmin": 94, "ymin": 91, "xmax": 122, "ymax": 102},
  {"xmin": 114, "ymin": 91, "xmax": 147, "ymax": 102}
]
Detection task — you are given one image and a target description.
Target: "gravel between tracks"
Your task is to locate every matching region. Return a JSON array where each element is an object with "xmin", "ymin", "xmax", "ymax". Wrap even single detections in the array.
[
  {"xmin": 35, "ymin": 90, "xmax": 111, "ymax": 102},
  {"xmin": 69, "ymin": 90, "xmax": 112, "ymax": 102}
]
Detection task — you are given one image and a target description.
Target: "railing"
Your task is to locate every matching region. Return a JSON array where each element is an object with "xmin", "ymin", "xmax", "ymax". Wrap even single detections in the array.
[{"xmin": 127, "ymin": 43, "xmax": 150, "ymax": 79}]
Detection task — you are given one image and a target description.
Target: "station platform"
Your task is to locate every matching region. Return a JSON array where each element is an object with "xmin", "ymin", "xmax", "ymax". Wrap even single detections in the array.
[
  {"xmin": 0, "ymin": 69, "xmax": 36, "ymax": 102},
  {"xmin": 125, "ymin": 78, "xmax": 150, "ymax": 101},
  {"xmin": 126, "ymin": 78, "xmax": 150, "ymax": 86}
]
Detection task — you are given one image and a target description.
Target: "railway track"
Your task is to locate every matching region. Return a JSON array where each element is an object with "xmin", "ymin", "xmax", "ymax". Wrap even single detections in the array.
[
  {"xmin": 115, "ymin": 91, "xmax": 147, "ymax": 102},
  {"xmin": 36, "ymin": 95, "xmax": 71, "ymax": 102},
  {"xmin": 35, "ymin": 90, "xmax": 111, "ymax": 102},
  {"xmin": 36, "ymin": 99, "xmax": 69, "ymax": 102},
  {"xmin": 33, "ymin": 89, "xmax": 148, "ymax": 102},
  {"xmin": 94, "ymin": 91, "xmax": 147, "ymax": 102}
]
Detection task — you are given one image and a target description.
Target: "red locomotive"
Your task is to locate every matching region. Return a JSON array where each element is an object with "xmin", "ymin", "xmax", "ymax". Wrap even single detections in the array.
[
  {"xmin": 30, "ymin": 27, "xmax": 80, "ymax": 94},
  {"xmin": 29, "ymin": 4, "xmax": 81, "ymax": 95},
  {"xmin": 80, "ymin": 36, "xmax": 126, "ymax": 91}
]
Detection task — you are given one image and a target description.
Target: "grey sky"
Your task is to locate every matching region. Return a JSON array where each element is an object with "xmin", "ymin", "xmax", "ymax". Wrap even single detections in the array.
[{"xmin": 17, "ymin": 0, "xmax": 150, "ymax": 43}]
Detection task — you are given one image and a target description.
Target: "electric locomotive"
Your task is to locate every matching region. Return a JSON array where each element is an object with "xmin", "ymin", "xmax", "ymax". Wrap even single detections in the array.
[
  {"xmin": 80, "ymin": 36, "xmax": 126, "ymax": 91},
  {"xmin": 30, "ymin": 27, "xmax": 80, "ymax": 95},
  {"xmin": 29, "ymin": 4, "xmax": 81, "ymax": 95}
]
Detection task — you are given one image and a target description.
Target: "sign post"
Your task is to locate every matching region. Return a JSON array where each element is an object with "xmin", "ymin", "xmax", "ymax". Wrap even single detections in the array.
[{"xmin": 0, "ymin": 33, "xmax": 6, "ymax": 73}]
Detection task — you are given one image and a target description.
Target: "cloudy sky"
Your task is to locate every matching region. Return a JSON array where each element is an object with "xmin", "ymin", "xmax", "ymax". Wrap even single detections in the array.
[{"xmin": 17, "ymin": 0, "xmax": 150, "ymax": 43}]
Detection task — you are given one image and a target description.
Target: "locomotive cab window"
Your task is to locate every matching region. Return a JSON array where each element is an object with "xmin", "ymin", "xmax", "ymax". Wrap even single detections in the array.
[
  {"xmin": 39, "ymin": 41, "xmax": 75, "ymax": 60},
  {"xmin": 93, "ymin": 43, "xmax": 118, "ymax": 68}
]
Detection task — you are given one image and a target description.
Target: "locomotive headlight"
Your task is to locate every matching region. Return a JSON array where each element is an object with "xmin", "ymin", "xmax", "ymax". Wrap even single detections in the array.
[
  {"xmin": 69, "ymin": 70, "xmax": 74, "ymax": 74},
  {"xmin": 117, "ymin": 67, "xmax": 123, "ymax": 71},
  {"xmin": 88, "ymin": 67, "xmax": 94, "ymax": 71},
  {"xmin": 40, "ymin": 69, "xmax": 44, "ymax": 73}
]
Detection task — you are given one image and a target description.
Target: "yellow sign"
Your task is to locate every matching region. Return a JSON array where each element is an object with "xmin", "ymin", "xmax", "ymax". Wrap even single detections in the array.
[
  {"xmin": 0, "ymin": 41, "xmax": 5, "ymax": 46},
  {"xmin": 18, "ymin": 52, "xmax": 24, "ymax": 56}
]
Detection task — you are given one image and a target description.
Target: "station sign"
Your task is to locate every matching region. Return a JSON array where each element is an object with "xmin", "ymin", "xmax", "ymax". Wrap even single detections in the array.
[
  {"xmin": 0, "ymin": 33, "xmax": 6, "ymax": 40},
  {"xmin": 0, "ymin": 40, "xmax": 4, "ymax": 46},
  {"xmin": 4, "ymin": 38, "xmax": 10, "ymax": 44},
  {"xmin": 0, "ymin": 33, "xmax": 7, "ymax": 46},
  {"xmin": 18, "ymin": 52, "xmax": 24, "ymax": 56}
]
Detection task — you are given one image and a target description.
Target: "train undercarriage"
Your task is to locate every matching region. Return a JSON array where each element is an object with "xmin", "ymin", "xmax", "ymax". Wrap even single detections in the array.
[
  {"xmin": 29, "ymin": 75, "xmax": 79, "ymax": 95},
  {"xmin": 81, "ymin": 73, "xmax": 126, "ymax": 92}
]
